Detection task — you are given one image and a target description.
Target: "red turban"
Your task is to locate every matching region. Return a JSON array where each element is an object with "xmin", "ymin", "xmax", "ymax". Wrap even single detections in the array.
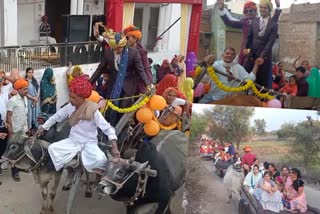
[
  {"xmin": 123, "ymin": 25, "xmax": 142, "ymax": 40},
  {"xmin": 243, "ymin": 1, "xmax": 257, "ymax": 14},
  {"xmin": 14, "ymin": 79, "xmax": 29, "ymax": 90},
  {"xmin": 69, "ymin": 77, "xmax": 92, "ymax": 98}
]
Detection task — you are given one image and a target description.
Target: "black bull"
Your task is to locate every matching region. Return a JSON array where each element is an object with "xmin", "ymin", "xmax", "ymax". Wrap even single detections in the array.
[
  {"xmin": 97, "ymin": 130, "xmax": 188, "ymax": 214},
  {"xmin": 1, "ymin": 119, "xmax": 95, "ymax": 214}
]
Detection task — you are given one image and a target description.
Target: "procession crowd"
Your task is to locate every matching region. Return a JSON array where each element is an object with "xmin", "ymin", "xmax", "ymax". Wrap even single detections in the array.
[{"xmin": 211, "ymin": 140, "xmax": 308, "ymax": 213}]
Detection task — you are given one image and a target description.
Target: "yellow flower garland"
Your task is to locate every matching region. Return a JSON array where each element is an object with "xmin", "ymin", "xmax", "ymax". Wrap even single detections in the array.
[
  {"xmin": 100, "ymin": 96, "xmax": 150, "ymax": 114},
  {"xmin": 195, "ymin": 66, "xmax": 202, "ymax": 77},
  {"xmin": 153, "ymin": 117, "xmax": 178, "ymax": 130},
  {"xmin": 207, "ymin": 67, "xmax": 275, "ymax": 100}
]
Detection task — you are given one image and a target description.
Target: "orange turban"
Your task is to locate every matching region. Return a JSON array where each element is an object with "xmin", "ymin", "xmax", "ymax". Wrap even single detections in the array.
[
  {"xmin": 243, "ymin": 1, "xmax": 257, "ymax": 14},
  {"xmin": 123, "ymin": 25, "xmax": 142, "ymax": 40},
  {"xmin": 243, "ymin": 145, "xmax": 252, "ymax": 152},
  {"xmin": 87, "ymin": 90, "xmax": 101, "ymax": 103},
  {"xmin": 69, "ymin": 77, "xmax": 92, "ymax": 98},
  {"xmin": 14, "ymin": 79, "xmax": 29, "ymax": 90}
]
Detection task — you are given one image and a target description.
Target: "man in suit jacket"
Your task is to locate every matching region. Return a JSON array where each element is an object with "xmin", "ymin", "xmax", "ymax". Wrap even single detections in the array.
[
  {"xmin": 123, "ymin": 25, "xmax": 153, "ymax": 93},
  {"xmin": 218, "ymin": 0, "xmax": 281, "ymax": 66},
  {"xmin": 243, "ymin": 0, "xmax": 279, "ymax": 89},
  {"xmin": 90, "ymin": 32, "xmax": 152, "ymax": 125}
]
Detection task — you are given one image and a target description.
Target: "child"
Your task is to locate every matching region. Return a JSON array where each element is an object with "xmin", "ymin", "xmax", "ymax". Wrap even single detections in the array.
[
  {"xmin": 278, "ymin": 75, "xmax": 298, "ymax": 107},
  {"xmin": 278, "ymin": 75, "xmax": 298, "ymax": 96}
]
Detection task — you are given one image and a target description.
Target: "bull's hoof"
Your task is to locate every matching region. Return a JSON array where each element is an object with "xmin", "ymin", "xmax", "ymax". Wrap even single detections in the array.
[
  {"xmin": 85, "ymin": 191, "xmax": 92, "ymax": 198},
  {"xmin": 62, "ymin": 184, "xmax": 71, "ymax": 191}
]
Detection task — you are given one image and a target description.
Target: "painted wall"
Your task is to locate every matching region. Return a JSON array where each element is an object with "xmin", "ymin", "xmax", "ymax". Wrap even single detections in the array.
[{"xmin": 2, "ymin": 0, "xmax": 18, "ymax": 46}]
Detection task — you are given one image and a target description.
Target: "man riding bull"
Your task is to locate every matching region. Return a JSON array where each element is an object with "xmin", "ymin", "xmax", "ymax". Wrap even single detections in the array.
[{"xmin": 38, "ymin": 77, "xmax": 122, "ymax": 173}]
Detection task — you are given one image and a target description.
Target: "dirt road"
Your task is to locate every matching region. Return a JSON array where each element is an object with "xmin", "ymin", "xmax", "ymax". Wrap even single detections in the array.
[
  {"xmin": 0, "ymin": 171, "xmax": 183, "ymax": 214},
  {"xmin": 185, "ymin": 140, "xmax": 320, "ymax": 214},
  {"xmin": 185, "ymin": 141, "xmax": 239, "ymax": 214}
]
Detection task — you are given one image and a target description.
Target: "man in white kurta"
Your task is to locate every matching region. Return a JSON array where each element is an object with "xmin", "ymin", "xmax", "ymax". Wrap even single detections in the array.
[
  {"xmin": 199, "ymin": 48, "xmax": 259, "ymax": 103},
  {"xmin": 41, "ymin": 77, "xmax": 120, "ymax": 172}
]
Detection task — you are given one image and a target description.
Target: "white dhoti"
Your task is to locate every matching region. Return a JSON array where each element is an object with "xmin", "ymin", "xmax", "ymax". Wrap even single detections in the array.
[{"xmin": 48, "ymin": 138, "xmax": 107, "ymax": 172}]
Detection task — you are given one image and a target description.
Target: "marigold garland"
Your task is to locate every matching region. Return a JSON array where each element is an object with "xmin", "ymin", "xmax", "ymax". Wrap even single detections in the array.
[
  {"xmin": 100, "ymin": 96, "xmax": 150, "ymax": 114},
  {"xmin": 195, "ymin": 66, "xmax": 202, "ymax": 77},
  {"xmin": 207, "ymin": 67, "xmax": 275, "ymax": 100}
]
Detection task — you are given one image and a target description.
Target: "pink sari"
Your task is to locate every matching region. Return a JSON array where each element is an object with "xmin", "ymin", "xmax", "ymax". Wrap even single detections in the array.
[{"xmin": 283, "ymin": 178, "xmax": 307, "ymax": 213}]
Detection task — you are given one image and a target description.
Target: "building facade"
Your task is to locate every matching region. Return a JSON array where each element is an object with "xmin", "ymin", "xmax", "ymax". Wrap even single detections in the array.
[{"xmin": 0, "ymin": 0, "xmax": 196, "ymax": 63}]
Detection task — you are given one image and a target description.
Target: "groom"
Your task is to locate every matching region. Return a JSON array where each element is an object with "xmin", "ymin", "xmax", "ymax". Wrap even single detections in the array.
[{"xmin": 90, "ymin": 32, "xmax": 152, "ymax": 126}]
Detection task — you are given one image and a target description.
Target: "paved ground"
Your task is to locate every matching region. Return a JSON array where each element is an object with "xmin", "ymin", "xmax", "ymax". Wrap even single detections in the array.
[{"xmin": 0, "ymin": 170, "xmax": 183, "ymax": 214}]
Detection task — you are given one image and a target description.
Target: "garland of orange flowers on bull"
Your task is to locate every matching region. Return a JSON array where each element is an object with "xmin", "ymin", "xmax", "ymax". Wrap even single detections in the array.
[{"xmin": 195, "ymin": 66, "xmax": 275, "ymax": 100}]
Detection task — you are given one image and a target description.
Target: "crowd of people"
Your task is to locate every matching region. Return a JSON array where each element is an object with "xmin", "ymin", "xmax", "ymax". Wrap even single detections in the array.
[
  {"xmin": 0, "ymin": 67, "xmax": 58, "ymax": 181},
  {"xmin": 242, "ymin": 146, "xmax": 308, "ymax": 213},
  {"xmin": 191, "ymin": 0, "xmax": 320, "ymax": 107},
  {"xmin": 213, "ymin": 142, "xmax": 308, "ymax": 213},
  {"xmin": 0, "ymin": 23, "xmax": 194, "ymax": 184}
]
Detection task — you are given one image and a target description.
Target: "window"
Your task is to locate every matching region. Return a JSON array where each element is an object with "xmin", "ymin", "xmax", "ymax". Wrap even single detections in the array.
[{"xmin": 134, "ymin": 4, "xmax": 160, "ymax": 52}]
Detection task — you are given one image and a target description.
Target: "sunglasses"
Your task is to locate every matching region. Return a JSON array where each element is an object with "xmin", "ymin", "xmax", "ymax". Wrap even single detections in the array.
[{"xmin": 244, "ymin": 9, "xmax": 255, "ymax": 14}]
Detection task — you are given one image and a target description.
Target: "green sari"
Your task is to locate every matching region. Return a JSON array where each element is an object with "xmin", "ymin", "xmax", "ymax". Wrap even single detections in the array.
[
  {"xmin": 306, "ymin": 67, "xmax": 320, "ymax": 98},
  {"xmin": 40, "ymin": 68, "xmax": 57, "ymax": 115}
]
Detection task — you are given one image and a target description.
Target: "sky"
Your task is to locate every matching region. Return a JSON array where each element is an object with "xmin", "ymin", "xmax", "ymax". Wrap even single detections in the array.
[
  {"xmin": 207, "ymin": 0, "xmax": 320, "ymax": 9},
  {"xmin": 192, "ymin": 104, "xmax": 319, "ymax": 131}
]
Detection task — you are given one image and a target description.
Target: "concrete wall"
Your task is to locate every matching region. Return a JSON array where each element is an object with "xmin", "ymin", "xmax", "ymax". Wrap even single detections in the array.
[
  {"xmin": 278, "ymin": 3, "xmax": 320, "ymax": 71},
  {"xmin": 13, "ymin": 63, "xmax": 99, "ymax": 110}
]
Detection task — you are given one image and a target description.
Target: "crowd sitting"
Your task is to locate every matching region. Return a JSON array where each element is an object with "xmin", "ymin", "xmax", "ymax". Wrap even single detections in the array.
[
  {"xmin": 241, "ymin": 146, "xmax": 308, "ymax": 213},
  {"xmin": 212, "ymin": 143, "xmax": 308, "ymax": 213}
]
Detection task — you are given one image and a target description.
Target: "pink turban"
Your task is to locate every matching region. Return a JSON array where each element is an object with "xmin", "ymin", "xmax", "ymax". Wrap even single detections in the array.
[{"xmin": 69, "ymin": 77, "xmax": 93, "ymax": 98}]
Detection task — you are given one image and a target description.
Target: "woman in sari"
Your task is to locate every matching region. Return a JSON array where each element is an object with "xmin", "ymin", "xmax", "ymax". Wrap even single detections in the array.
[
  {"xmin": 244, "ymin": 164, "xmax": 263, "ymax": 194},
  {"xmin": 158, "ymin": 87, "xmax": 190, "ymax": 126},
  {"xmin": 254, "ymin": 171, "xmax": 284, "ymax": 213},
  {"xmin": 306, "ymin": 67, "xmax": 320, "ymax": 98},
  {"xmin": 269, "ymin": 163, "xmax": 281, "ymax": 181},
  {"xmin": 177, "ymin": 54, "xmax": 186, "ymax": 92},
  {"xmin": 156, "ymin": 74, "xmax": 186, "ymax": 99},
  {"xmin": 156, "ymin": 59, "xmax": 172, "ymax": 83},
  {"xmin": 40, "ymin": 68, "xmax": 57, "ymax": 115},
  {"xmin": 276, "ymin": 166, "xmax": 291, "ymax": 193},
  {"xmin": 181, "ymin": 77, "xmax": 194, "ymax": 103},
  {"xmin": 282, "ymin": 168, "xmax": 307, "ymax": 213},
  {"xmin": 66, "ymin": 63, "xmax": 85, "ymax": 86},
  {"xmin": 25, "ymin": 67, "xmax": 40, "ymax": 133}
]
